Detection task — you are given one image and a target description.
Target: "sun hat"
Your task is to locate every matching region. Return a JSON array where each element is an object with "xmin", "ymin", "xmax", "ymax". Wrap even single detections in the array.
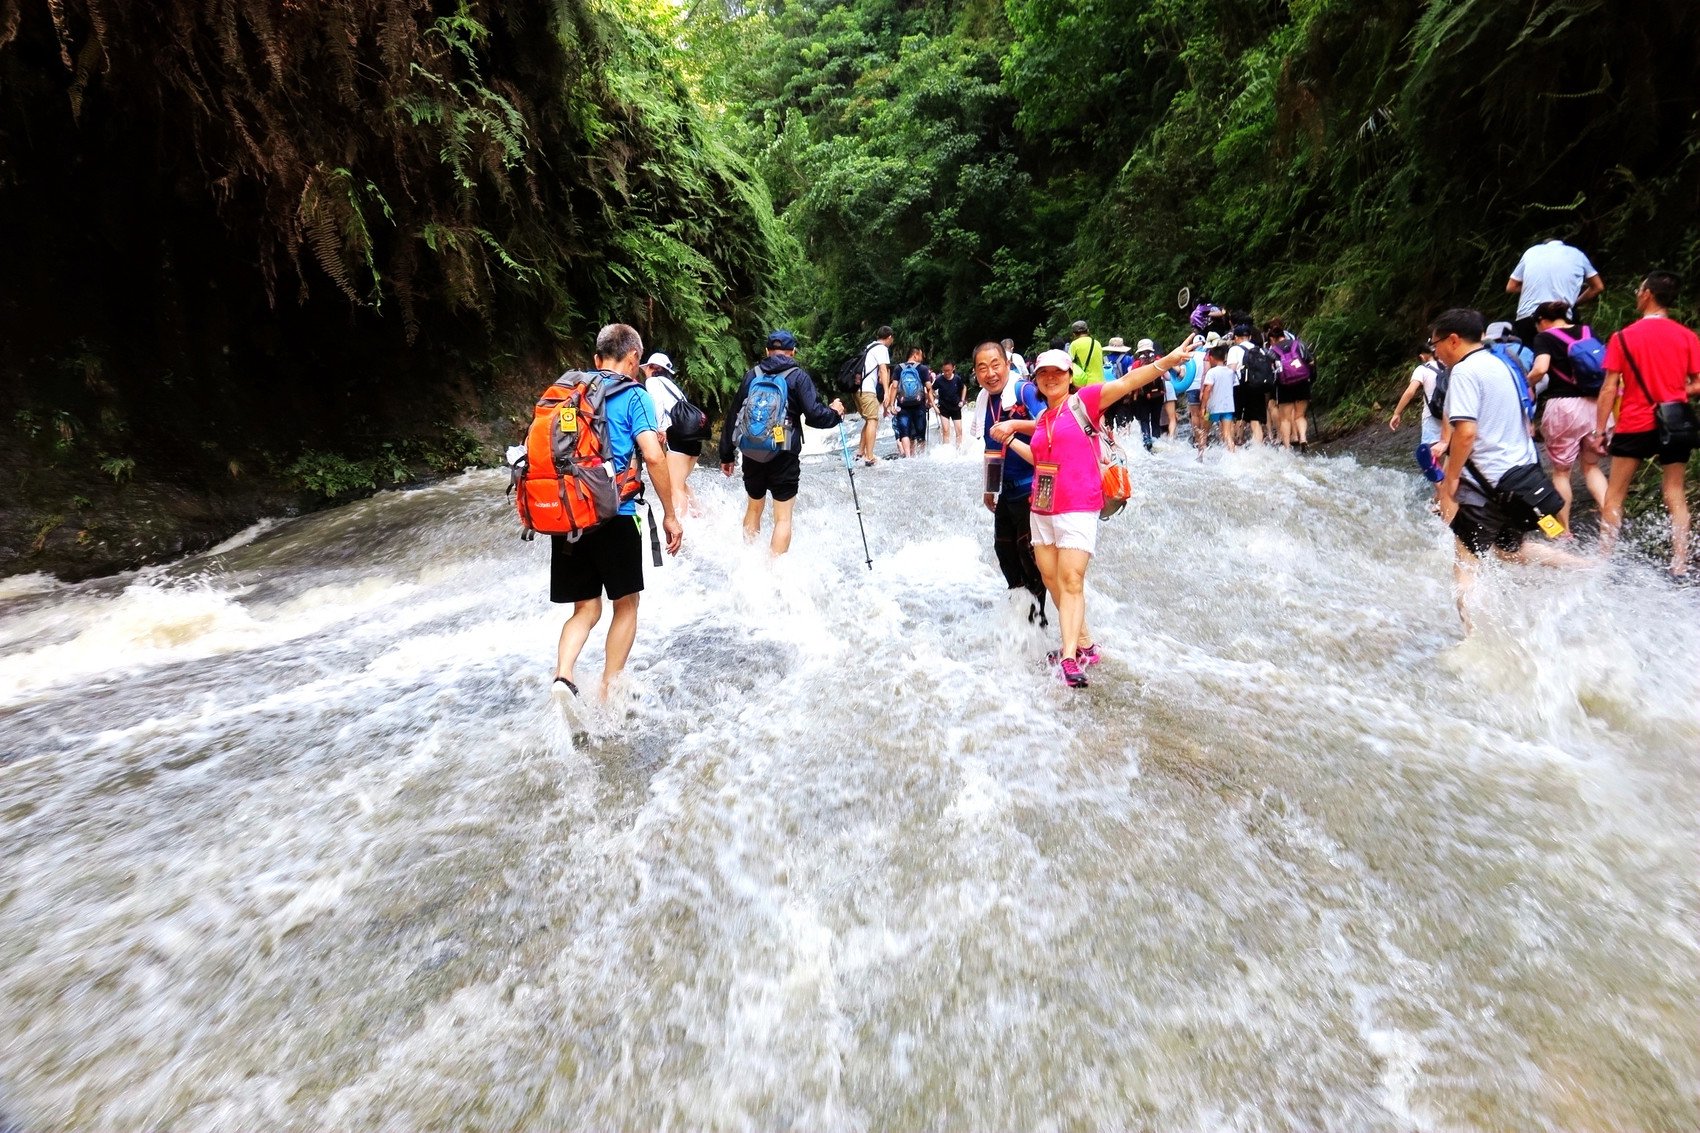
[
  {"xmin": 1032, "ymin": 348, "xmax": 1074, "ymax": 373},
  {"xmin": 1135, "ymin": 338, "xmax": 1156, "ymax": 353},
  {"xmin": 1104, "ymin": 337, "xmax": 1131, "ymax": 353},
  {"xmin": 643, "ymin": 352, "xmax": 675, "ymax": 374}
]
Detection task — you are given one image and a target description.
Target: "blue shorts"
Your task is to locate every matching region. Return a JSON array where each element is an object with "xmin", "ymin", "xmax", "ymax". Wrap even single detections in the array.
[
  {"xmin": 1185, "ymin": 389, "xmax": 1201, "ymax": 406},
  {"xmin": 894, "ymin": 406, "xmax": 928, "ymax": 440},
  {"xmin": 1209, "ymin": 411, "xmax": 1235, "ymax": 422}
]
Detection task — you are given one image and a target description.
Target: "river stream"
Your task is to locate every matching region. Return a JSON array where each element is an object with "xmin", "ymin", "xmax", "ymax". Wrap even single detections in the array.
[{"xmin": 2, "ymin": 437, "xmax": 1697, "ymax": 1130}]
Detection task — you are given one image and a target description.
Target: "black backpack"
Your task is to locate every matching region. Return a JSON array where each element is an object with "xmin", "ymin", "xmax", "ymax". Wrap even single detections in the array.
[
  {"xmin": 1240, "ymin": 344, "xmax": 1278, "ymax": 391},
  {"xmin": 836, "ymin": 341, "xmax": 878, "ymax": 400},
  {"xmin": 1424, "ymin": 360, "xmax": 1450, "ymax": 420}
]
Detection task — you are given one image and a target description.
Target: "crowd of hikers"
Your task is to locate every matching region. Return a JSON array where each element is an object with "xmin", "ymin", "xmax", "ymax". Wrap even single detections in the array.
[{"xmin": 509, "ymin": 241, "xmax": 1699, "ymax": 697}]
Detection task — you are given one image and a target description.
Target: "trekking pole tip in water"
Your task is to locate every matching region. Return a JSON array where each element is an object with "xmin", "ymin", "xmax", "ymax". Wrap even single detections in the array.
[{"xmin": 837, "ymin": 422, "xmax": 874, "ymax": 570}]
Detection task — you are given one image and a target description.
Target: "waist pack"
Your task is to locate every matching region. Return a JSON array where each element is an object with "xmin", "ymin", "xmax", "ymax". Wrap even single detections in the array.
[
  {"xmin": 1066, "ymin": 395, "xmax": 1132, "ymax": 520},
  {"xmin": 1467, "ymin": 460, "xmax": 1566, "ymax": 537},
  {"xmin": 1620, "ymin": 336, "xmax": 1700, "ymax": 449}
]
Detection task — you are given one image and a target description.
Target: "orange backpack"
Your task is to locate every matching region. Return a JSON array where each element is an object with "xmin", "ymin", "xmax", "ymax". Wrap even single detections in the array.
[{"xmin": 512, "ymin": 370, "xmax": 646, "ymax": 539}]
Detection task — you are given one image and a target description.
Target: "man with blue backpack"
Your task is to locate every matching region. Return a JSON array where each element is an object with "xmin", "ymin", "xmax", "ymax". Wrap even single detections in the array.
[
  {"xmin": 719, "ymin": 329, "xmax": 846, "ymax": 556},
  {"xmin": 1526, "ymin": 300, "xmax": 1608, "ymax": 533},
  {"xmin": 883, "ymin": 346, "xmax": 935, "ymax": 458}
]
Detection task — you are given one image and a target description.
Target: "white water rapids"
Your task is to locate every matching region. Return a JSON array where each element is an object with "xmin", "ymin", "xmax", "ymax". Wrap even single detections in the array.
[{"xmin": 2, "ymin": 436, "xmax": 1698, "ymax": 1130}]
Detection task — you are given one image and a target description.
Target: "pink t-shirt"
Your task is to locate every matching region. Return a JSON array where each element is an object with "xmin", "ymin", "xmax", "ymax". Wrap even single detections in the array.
[{"xmin": 1029, "ymin": 384, "xmax": 1105, "ymax": 516}]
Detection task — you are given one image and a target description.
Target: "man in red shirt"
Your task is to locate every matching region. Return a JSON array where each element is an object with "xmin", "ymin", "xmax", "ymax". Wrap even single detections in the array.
[{"xmin": 1593, "ymin": 271, "xmax": 1700, "ymax": 576}]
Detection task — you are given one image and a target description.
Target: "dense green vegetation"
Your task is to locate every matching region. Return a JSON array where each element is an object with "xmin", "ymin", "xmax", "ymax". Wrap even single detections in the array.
[
  {"xmin": 2, "ymin": 0, "xmax": 1697, "ymax": 570},
  {"xmin": 690, "ymin": 0, "xmax": 1697, "ymax": 395},
  {"xmin": 0, "ymin": 0, "xmax": 785, "ymax": 495}
]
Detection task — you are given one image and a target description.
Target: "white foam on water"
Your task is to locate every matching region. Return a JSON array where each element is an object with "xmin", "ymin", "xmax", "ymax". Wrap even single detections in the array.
[{"xmin": 1, "ymin": 451, "xmax": 1697, "ymax": 1131}]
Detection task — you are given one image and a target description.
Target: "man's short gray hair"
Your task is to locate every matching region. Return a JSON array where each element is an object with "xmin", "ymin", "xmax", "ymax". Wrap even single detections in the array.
[{"xmin": 595, "ymin": 323, "xmax": 643, "ymax": 364}]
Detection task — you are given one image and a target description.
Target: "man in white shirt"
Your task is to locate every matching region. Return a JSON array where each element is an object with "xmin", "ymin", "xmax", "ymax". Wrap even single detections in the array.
[
  {"xmin": 1433, "ymin": 307, "xmax": 1581, "ymax": 629},
  {"xmin": 1002, "ymin": 338, "xmax": 1028, "ymax": 378},
  {"xmin": 854, "ymin": 325, "xmax": 894, "ymax": 466},
  {"xmin": 1507, "ymin": 237, "xmax": 1603, "ymax": 343}
]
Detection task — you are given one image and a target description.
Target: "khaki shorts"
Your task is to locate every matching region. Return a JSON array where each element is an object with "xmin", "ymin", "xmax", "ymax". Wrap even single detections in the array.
[{"xmin": 855, "ymin": 391, "xmax": 882, "ymax": 419}]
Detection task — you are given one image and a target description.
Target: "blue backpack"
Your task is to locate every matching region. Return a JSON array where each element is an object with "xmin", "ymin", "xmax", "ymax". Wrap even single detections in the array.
[
  {"xmin": 897, "ymin": 361, "xmax": 926, "ymax": 406},
  {"xmin": 735, "ymin": 367, "xmax": 793, "ymax": 462},
  {"xmin": 1547, "ymin": 325, "xmax": 1607, "ymax": 394},
  {"xmin": 1489, "ymin": 342, "xmax": 1537, "ymax": 419}
]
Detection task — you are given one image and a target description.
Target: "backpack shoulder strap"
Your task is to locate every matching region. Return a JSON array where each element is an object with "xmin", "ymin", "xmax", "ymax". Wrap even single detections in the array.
[
  {"xmin": 1066, "ymin": 393, "xmax": 1096, "ymax": 438},
  {"xmin": 1615, "ymin": 331, "xmax": 1655, "ymax": 404}
]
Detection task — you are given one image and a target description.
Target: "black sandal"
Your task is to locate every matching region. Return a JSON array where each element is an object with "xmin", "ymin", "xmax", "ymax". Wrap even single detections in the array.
[{"xmin": 552, "ymin": 676, "xmax": 579, "ymax": 697}]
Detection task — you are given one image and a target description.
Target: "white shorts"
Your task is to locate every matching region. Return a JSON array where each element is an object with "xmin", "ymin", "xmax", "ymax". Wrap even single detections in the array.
[
  {"xmin": 1163, "ymin": 379, "xmax": 1176, "ymax": 402},
  {"xmin": 1029, "ymin": 510, "xmax": 1099, "ymax": 555}
]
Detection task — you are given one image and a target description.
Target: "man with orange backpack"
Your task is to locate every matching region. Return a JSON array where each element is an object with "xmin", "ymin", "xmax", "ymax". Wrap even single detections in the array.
[{"xmin": 519, "ymin": 323, "xmax": 683, "ymax": 701}]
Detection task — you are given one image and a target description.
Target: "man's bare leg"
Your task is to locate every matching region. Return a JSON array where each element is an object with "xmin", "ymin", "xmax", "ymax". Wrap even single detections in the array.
[
  {"xmin": 1598, "ymin": 455, "xmax": 1641, "ymax": 558},
  {"xmin": 771, "ymin": 497, "xmax": 796, "ymax": 556},
  {"xmin": 556, "ymin": 597, "xmax": 603, "ymax": 685},
  {"xmin": 743, "ymin": 497, "xmax": 765, "ymax": 542},
  {"xmin": 1663, "ymin": 461, "xmax": 1691, "ymax": 575},
  {"xmin": 600, "ymin": 592, "xmax": 640, "ymax": 700}
]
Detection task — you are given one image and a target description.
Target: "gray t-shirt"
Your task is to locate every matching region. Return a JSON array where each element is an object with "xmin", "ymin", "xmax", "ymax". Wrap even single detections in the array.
[
  {"xmin": 1204, "ymin": 364, "xmax": 1237, "ymax": 415},
  {"xmin": 1445, "ymin": 346, "xmax": 1535, "ymax": 497},
  {"xmin": 1509, "ymin": 240, "xmax": 1597, "ymax": 320}
]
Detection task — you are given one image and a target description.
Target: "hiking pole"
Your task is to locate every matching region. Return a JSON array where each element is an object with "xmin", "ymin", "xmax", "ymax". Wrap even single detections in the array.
[{"xmin": 837, "ymin": 422, "xmax": 874, "ymax": 570}]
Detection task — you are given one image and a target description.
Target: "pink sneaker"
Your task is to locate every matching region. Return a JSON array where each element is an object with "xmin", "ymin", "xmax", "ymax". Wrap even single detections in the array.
[
  {"xmin": 1059, "ymin": 657, "xmax": 1088, "ymax": 688},
  {"xmin": 1079, "ymin": 644, "xmax": 1102, "ymax": 667}
]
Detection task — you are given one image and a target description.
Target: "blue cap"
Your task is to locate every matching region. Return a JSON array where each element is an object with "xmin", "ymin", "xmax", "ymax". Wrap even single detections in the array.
[{"xmin": 766, "ymin": 329, "xmax": 797, "ymax": 350}]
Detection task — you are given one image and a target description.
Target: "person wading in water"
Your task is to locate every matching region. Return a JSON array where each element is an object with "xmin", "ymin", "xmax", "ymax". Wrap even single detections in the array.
[{"xmin": 1000, "ymin": 337, "xmax": 1198, "ymax": 687}]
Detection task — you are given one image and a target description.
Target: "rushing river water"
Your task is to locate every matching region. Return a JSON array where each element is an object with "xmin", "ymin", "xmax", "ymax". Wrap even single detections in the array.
[{"xmin": 2, "ymin": 437, "xmax": 1698, "ymax": 1131}]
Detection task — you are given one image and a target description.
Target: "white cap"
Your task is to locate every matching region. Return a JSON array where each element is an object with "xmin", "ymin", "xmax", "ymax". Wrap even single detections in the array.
[
  {"xmin": 643, "ymin": 352, "xmax": 674, "ymax": 374},
  {"xmin": 1136, "ymin": 338, "xmax": 1156, "ymax": 353},
  {"xmin": 1032, "ymin": 348, "xmax": 1074, "ymax": 374},
  {"xmin": 1483, "ymin": 321, "xmax": 1517, "ymax": 342}
]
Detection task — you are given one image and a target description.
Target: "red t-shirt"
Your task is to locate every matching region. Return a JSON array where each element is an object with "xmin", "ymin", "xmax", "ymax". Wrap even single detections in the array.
[{"xmin": 1603, "ymin": 316, "xmax": 1700, "ymax": 433}]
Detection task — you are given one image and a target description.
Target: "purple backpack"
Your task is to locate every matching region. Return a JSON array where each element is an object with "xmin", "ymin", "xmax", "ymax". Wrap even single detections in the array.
[{"xmin": 1270, "ymin": 336, "xmax": 1314, "ymax": 383}]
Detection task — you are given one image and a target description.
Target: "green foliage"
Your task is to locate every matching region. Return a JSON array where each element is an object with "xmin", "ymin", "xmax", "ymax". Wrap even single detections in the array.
[
  {"xmin": 703, "ymin": 0, "xmax": 1698, "ymax": 409},
  {"xmin": 286, "ymin": 450, "xmax": 390, "ymax": 498},
  {"xmin": 97, "ymin": 455, "xmax": 135, "ymax": 483},
  {"xmin": 0, "ymin": 0, "xmax": 789, "ymax": 479}
]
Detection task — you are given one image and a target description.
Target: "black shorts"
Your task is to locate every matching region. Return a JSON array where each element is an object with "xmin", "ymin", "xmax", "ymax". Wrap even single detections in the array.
[
  {"xmin": 1235, "ymin": 386, "xmax": 1269, "ymax": 420},
  {"xmin": 1275, "ymin": 380, "xmax": 1312, "ymax": 404},
  {"xmin": 1608, "ymin": 428, "xmax": 1694, "ymax": 467},
  {"xmin": 937, "ymin": 402, "xmax": 962, "ymax": 421},
  {"xmin": 1450, "ymin": 495, "xmax": 1528, "ymax": 557},
  {"xmin": 742, "ymin": 450, "xmax": 801, "ymax": 501},
  {"xmin": 667, "ymin": 435, "xmax": 704, "ymax": 458},
  {"xmin": 550, "ymin": 515, "xmax": 643, "ymax": 603}
]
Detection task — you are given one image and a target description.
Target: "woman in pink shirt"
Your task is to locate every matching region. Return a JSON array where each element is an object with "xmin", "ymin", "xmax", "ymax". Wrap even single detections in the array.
[{"xmin": 999, "ymin": 339, "xmax": 1198, "ymax": 687}]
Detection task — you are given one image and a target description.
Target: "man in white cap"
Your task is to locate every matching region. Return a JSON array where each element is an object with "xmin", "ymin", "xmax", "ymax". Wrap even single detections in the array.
[{"xmin": 643, "ymin": 352, "xmax": 701, "ymax": 517}]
